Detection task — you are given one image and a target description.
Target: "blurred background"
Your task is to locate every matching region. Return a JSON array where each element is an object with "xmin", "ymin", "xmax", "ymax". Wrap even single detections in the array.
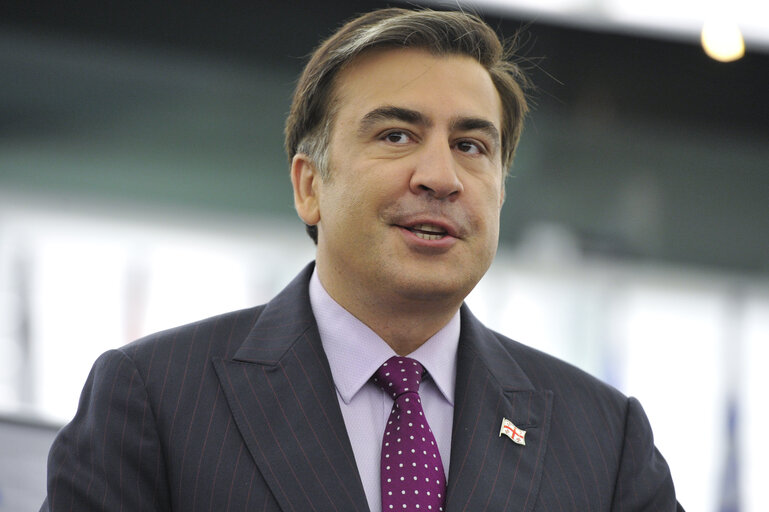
[{"xmin": 0, "ymin": 0, "xmax": 767, "ymax": 510}]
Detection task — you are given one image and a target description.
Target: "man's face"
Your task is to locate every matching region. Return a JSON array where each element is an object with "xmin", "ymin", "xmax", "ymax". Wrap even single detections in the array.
[{"xmin": 296, "ymin": 48, "xmax": 506, "ymax": 309}]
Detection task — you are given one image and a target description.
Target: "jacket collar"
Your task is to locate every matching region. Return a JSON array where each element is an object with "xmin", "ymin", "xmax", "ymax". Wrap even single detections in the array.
[{"xmin": 444, "ymin": 306, "xmax": 552, "ymax": 511}]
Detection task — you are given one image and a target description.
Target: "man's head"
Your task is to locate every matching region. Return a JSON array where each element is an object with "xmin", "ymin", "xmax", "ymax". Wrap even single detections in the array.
[
  {"xmin": 287, "ymin": 8, "xmax": 530, "ymax": 333},
  {"xmin": 285, "ymin": 8, "xmax": 529, "ymax": 244}
]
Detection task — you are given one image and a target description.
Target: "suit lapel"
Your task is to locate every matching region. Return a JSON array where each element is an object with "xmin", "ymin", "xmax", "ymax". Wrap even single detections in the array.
[
  {"xmin": 213, "ymin": 264, "xmax": 369, "ymax": 512},
  {"xmin": 446, "ymin": 306, "xmax": 553, "ymax": 512}
]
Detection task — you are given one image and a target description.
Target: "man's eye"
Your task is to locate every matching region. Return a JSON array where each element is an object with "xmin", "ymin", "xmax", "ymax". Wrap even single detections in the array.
[
  {"xmin": 456, "ymin": 140, "xmax": 483, "ymax": 155},
  {"xmin": 384, "ymin": 131, "xmax": 411, "ymax": 144}
]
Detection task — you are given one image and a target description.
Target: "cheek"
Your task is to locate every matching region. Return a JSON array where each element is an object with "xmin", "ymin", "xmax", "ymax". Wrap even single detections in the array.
[
  {"xmin": 319, "ymin": 180, "xmax": 371, "ymax": 228},
  {"xmin": 475, "ymin": 182, "xmax": 504, "ymax": 220},
  {"xmin": 477, "ymin": 197, "xmax": 503, "ymax": 249}
]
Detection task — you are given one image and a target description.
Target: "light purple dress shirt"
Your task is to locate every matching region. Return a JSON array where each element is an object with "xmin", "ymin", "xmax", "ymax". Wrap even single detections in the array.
[{"xmin": 309, "ymin": 269, "xmax": 459, "ymax": 512}]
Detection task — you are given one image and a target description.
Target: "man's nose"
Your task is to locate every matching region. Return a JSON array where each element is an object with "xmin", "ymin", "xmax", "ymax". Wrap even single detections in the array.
[{"xmin": 409, "ymin": 140, "xmax": 464, "ymax": 199}]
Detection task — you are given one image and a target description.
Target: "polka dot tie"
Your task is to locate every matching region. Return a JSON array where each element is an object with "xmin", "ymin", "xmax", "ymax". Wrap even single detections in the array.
[{"xmin": 373, "ymin": 356, "xmax": 446, "ymax": 512}]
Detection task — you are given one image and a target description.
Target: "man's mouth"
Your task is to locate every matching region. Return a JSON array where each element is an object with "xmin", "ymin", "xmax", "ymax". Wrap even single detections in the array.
[{"xmin": 406, "ymin": 223, "xmax": 449, "ymax": 240}]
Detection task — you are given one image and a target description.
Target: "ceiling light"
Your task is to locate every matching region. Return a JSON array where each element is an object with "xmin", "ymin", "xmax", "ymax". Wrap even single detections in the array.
[{"xmin": 701, "ymin": 19, "xmax": 746, "ymax": 62}]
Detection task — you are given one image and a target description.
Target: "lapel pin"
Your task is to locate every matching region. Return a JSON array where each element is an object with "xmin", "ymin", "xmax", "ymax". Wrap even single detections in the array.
[{"xmin": 499, "ymin": 417, "xmax": 526, "ymax": 446}]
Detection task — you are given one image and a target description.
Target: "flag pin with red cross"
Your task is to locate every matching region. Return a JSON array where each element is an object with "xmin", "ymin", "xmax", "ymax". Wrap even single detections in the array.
[{"xmin": 499, "ymin": 417, "xmax": 526, "ymax": 446}]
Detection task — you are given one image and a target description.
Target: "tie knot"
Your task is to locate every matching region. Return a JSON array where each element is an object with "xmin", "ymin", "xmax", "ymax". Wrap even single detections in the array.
[{"xmin": 373, "ymin": 356, "xmax": 424, "ymax": 399}]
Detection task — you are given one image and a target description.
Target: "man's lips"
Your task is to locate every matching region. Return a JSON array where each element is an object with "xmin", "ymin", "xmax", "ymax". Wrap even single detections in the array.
[
  {"xmin": 395, "ymin": 220, "xmax": 460, "ymax": 241},
  {"xmin": 406, "ymin": 223, "xmax": 448, "ymax": 240}
]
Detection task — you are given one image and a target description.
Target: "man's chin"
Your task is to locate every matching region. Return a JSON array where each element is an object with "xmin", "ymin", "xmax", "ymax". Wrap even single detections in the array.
[{"xmin": 389, "ymin": 272, "xmax": 475, "ymax": 305}]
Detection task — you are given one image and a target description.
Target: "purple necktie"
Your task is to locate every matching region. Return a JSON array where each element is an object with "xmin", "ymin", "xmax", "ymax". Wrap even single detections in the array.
[{"xmin": 373, "ymin": 356, "xmax": 446, "ymax": 512}]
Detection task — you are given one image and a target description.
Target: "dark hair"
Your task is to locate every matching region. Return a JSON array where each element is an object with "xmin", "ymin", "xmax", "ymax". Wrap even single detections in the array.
[{"xmin": 285, "ymin": 7, "xmax": 530, "ymax": 243}]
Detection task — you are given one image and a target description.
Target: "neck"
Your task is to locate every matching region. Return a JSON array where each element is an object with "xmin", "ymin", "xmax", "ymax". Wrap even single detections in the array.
[
  {"xmin": 361, "ymin": 299, "xmax": 460, "ymax": 356},
  {"xmin": 317, "ymin": 268, "xmax": 462, "ymax": 356}
]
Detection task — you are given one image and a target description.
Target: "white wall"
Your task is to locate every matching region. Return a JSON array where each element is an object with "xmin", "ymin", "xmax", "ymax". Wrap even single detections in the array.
[{"xmin": 1, "ymin": 200, "xmax": 765, "ymax": 511}]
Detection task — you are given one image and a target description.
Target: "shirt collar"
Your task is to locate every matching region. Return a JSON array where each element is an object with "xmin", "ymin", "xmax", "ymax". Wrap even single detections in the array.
[{"xmin": 309, "ymin": 268, "xmax": 459, "ymax": 406}]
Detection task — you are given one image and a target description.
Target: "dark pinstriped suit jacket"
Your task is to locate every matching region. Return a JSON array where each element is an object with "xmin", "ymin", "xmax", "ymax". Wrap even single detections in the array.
[{"xmin": 42, "ymin": 262, "xmax": 682, "ymax": 511}]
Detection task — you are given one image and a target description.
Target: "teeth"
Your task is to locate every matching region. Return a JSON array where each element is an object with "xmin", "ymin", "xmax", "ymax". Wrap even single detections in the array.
[
  {"xmin": 413, "ymin": 223, "xmax": 444, "ymax": 234},
  {"xmin": 408, "ymin": 223, "xmax": 447, "ymax": 240}
]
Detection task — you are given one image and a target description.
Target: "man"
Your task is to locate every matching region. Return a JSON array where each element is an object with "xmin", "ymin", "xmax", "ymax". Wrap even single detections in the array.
[{"xmin": 42, "ymin": 8, "xmax": 683, "ymax": 511}]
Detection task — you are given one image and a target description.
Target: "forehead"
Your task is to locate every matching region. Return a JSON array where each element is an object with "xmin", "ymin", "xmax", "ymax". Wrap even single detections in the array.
[{"xmin": 331, "ymin": 48, "xmax": 503, "ymax": 131}]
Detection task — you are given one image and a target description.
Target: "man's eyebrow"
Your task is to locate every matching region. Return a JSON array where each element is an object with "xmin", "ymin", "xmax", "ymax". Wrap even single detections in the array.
[
  {"xmin": 451, "ymin": 117, "xmax": 501, "ymax": 152},
  {"xmin": 358, "ymin": 106, "xmax": 431, "ymax": 134},
  {"xmin": 358, "ymin": 106, "xmax": 501, "ymax": 152}
]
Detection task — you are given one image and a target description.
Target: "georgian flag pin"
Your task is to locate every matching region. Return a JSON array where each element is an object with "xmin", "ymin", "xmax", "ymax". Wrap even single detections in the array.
[{"xmin": 499, "ymin": 417, "xmax": 526, "ymax": 446}]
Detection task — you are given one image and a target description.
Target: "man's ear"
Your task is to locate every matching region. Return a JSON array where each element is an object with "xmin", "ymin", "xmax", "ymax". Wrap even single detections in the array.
[{"xmin": 291, "ymin": 153, "xmax": 321, "ymax": 226}]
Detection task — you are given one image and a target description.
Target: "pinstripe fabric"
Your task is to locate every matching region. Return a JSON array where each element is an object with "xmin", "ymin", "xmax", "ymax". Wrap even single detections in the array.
[
  {"xmin": 42, "ymin": 262, "xmax": 682, "ymax": 511},
  {"xmin": 449, "ymin": 307, "xmax": 682, "ymax": 511}
]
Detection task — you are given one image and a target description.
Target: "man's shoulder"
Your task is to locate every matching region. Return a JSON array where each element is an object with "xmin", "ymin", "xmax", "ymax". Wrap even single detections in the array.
[
  {"xmin": 98, "ymin": 264, "xmax": 316, "ymax": 378},
  {"xmin": 118, "ymin": 304, "xmax": 267, "ymax": 366},
  {"xmin": 487, "ymin": 328, "xmax": 627, "ymax": 404}
]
